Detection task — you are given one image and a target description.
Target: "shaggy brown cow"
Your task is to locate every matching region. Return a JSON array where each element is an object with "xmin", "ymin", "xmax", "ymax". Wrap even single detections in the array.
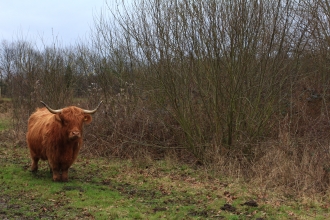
[{"xmin": 26, "ymin": 101, "xmax": 102, "ymax": 182}]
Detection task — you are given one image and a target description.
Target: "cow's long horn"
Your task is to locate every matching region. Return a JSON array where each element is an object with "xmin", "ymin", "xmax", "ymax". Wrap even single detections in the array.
[
  {"xmin": 40, "ymin": 101, "xmax": 63, "ymax": 114},
  {"xmin": 82, "ymin": 101, "xmax": 103, "ymax": 114}
]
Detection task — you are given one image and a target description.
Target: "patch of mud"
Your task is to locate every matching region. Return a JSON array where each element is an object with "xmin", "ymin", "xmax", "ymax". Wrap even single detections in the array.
[
  {"xmin": 153, "ymin": 207, "xmax": 167, "ymax": 212},
  {"xmin": 220, "ymin": 203, "xmax": 236, "ymax": 212},
  {"xmin": 242, "ymin": 200, "xmax": 258, "ymax": 207},
  {"xmin": 188, "ymin": 210, "xmax": 209, "ymax": 217},
  {"xmin": 62, "ymin": 185, "xmax": 85, "ymax": 192}
]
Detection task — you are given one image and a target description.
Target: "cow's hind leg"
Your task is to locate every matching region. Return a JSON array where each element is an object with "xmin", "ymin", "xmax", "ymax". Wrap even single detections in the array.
[
  {"xmin": 31, "ymin": 157, "xmax": 39, "ymax": 172},
  {"xmin": 48, "ymin": 162, "xmax": 53, "ymax": 173}
]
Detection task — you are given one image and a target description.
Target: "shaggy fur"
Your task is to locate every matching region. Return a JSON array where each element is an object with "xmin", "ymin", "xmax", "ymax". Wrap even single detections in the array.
[{"xmin": 26, "ymin": 106, "xmax": 92, "ymax": 182}]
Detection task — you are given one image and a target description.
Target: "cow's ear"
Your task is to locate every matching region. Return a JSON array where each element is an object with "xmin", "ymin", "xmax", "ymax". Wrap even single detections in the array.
[
  {"xmin": 83, "ymin": 114, "xmax": 92, "ymax": 124},
  {"xmin": 55, "ymin": 113, "xmax": 62, "ymax": 122}
]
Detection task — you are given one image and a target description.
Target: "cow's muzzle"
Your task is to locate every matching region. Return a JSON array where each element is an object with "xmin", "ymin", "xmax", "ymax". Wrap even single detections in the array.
[{"xmin": 69, "ymin": 131, "xmax": 81, "ymax": 140}]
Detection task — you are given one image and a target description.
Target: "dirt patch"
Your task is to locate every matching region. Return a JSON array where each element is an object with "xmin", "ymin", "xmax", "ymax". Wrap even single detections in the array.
[
  {"xmin": 242, "ymin": 200, "xmax": 258, "ymax": 207},
  {"xmin": 188, "ymin": 210, "xmax": 210, "ymax": 217},
  {"xmin": 221, "ymin": 203, "xmax": 237, "ymax": 212},
  {"xmin": 62, "ymin": 185, "xmax": 85, "ymax": 192}
]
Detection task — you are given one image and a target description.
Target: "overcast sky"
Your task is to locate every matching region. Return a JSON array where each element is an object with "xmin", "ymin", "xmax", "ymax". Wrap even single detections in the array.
[{"xmin": 0, "ymin": 0, "xmax": 108, "ymax": 47}]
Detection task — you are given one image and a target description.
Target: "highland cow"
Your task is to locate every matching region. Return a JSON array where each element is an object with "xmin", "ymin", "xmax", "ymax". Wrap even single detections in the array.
[{"xmin": 26, "ymin": 101, "xmax": 102, "ymax": 182}]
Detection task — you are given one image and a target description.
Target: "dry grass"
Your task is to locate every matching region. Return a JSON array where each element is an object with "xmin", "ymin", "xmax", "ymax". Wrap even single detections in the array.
[{"xmin": 1, "ymin": 143, "xmax": 328, "ymax": 219}]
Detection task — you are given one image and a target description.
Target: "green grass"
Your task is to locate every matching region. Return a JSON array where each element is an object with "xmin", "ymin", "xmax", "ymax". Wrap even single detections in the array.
[{"xmin": 0, "ymin": 145, "xmax": 329, "ymax": 219}]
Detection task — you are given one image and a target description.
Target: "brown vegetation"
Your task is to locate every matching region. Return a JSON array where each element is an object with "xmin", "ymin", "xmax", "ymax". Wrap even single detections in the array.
[{"xmin": 1, "ymin": 0, "xmax": 330, "ymax": 195}]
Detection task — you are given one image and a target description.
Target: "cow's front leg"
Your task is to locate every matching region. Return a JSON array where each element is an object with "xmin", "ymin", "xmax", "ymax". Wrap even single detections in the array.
[
  {"xmin": 48, "ymin": 161, "xmax": 60, "ymax": 181},
  {"xmin": 61, "ymin": 169, "xmax": 69, "ymax": 182},
  {"xmin": 52, "ymin": 167, "xmax": 61, "ymax": 182}
]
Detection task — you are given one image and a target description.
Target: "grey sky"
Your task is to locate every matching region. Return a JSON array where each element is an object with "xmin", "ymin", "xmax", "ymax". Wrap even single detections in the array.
[{"xmin": 0, "ymin": 0, "xmax": 107, "ymax": 47}]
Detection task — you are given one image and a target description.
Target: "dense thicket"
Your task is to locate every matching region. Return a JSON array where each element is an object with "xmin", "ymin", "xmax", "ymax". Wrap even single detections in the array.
[{"xmin": 1, "ymin": 0, "xmax": 330, "ymax": 193}]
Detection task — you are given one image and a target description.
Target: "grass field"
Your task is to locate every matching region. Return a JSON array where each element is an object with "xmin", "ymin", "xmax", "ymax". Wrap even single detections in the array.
[
  {"xmin": 0, "ymin": 99, "xmax": 329, "ymax": 219},
  {"xmin": 0, "ymin": 143, "xmax": 329, "ymax": 219}
]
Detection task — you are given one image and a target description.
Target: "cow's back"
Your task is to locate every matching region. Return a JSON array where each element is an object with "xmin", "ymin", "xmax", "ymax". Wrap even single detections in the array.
[{"xmin": 27, "ymin": 108, "xmax": 55, "ymax": 159}]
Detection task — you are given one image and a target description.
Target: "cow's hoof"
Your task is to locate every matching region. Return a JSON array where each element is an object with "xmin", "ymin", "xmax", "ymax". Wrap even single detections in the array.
[
  {"xmin": 61, "ymin": 176, "xmax": 69, "ymax": 182},
  {"xmin": 52, "ymin": 176, "xmax": 61, "ymax": 182}
]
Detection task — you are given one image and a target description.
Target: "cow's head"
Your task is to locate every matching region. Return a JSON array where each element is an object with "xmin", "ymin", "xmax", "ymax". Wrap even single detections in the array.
[{"xmin": 41, "ymin": 101, "xmax": 103, "ymax": 141}]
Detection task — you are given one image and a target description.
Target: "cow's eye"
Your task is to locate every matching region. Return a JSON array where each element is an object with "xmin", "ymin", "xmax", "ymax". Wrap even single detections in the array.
[{"xmin": 62, "ymin": 120, "xmax": 68, "ymax": 126}]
